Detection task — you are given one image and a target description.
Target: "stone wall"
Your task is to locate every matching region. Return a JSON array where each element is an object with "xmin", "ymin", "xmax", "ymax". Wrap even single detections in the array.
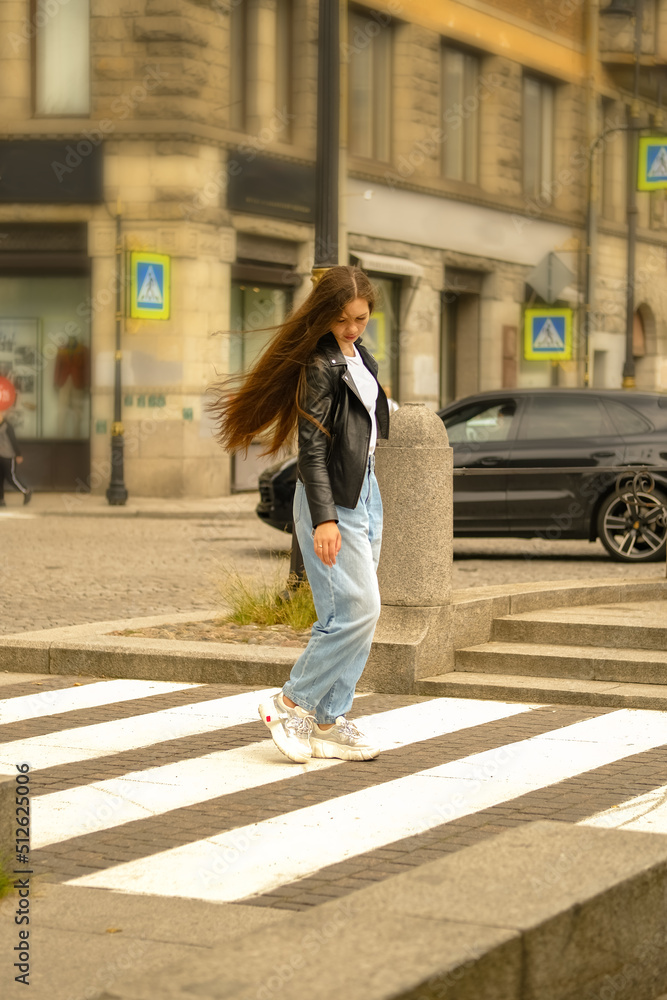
[{"xmin": 484, "ymin": 0, "xmax": 585, "ymax": 43}]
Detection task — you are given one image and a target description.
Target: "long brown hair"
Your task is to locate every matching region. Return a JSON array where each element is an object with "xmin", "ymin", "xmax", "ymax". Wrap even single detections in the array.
[{"xmin": 208, "ymin": 265, "xmax": 377, "ymax": 456}]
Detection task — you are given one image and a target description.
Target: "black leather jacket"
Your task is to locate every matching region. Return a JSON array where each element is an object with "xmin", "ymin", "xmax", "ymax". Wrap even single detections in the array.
[{"xmin": 297, "ymin": 332, "xmax": 390, "ymax": 527}]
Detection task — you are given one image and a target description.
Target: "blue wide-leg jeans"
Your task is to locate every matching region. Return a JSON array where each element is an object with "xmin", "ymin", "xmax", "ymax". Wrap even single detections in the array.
[{"xmin": 283, "ymin": 455, "xmax": 382, "ymax": 724}]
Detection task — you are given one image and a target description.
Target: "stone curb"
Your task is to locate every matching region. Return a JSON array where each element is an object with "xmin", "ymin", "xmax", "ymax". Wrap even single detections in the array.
[
  {"xmin": 0, "ymin": 773, "xmax": 15, "ymax": 875},
  {"xmin": 0, "ymin": 579, "xmax": 665, "ymax": 694},
  {"xmin": 0, "ymin": 492, "xmax": 262, "ymax": 521},
  {"xmin": 417, "ymin": 670, "xmax": 667, "ymax": 710},
  {"xmin": 90, "ymin": 821, "xmax": 667, "ymax": 1000},
  {"xmin": 30, "ymin": 508, "xmax": 260, "ymax": 521}
]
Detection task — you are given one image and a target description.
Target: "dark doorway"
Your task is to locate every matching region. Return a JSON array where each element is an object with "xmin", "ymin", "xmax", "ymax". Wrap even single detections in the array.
[{"xmin": 440, "ymin": 268, "xmax": 483, "ymax": 405}]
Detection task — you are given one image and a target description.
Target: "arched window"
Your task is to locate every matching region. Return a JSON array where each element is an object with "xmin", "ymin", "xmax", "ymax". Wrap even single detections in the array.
[{"xmin": 633, "ymin": 310, "xmax": 646, "ymax": 359}]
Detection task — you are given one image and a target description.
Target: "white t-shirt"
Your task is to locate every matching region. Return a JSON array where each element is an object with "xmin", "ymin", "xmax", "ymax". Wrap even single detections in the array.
[{"xmin": 346, "ymin": 346, "xmax": 378, "ymax": 455}]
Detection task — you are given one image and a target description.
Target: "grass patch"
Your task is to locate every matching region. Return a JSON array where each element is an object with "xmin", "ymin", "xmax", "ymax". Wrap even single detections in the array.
[
  {"xmin": 219, "ymin": 569, "xmax": 316, "ymax": 633},
  {"xmin": 0, "ymin": 858, "xmax": 14, "ymax": 900}
]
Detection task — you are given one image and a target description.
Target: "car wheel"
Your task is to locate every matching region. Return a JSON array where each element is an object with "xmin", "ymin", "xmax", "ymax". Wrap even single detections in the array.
[{"xmin": 597, "ymin": 487, "xmax": 667, "ymax": 562}]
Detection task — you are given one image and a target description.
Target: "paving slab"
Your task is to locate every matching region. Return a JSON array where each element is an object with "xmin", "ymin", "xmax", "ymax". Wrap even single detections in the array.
[
  {"xmin": 45, "ymin": 821, "xmax": 667, "ymax": 1000},
  {"xmin": 0, "ymin": 883, "xmax": 290, "ymax": 1000}
]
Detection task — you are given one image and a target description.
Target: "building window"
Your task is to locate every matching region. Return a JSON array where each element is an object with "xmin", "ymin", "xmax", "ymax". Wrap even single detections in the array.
[
  {"xmin": 229, "ymin": 0, "xmax": 293, "ymax": 138},
  {"xmin": 523, "ymin": 75, "xmax": 554, "ymax": 201},
  {"xmin": 441, "ymin": 46, "xmax": 479, "ymax": 184},
  {"xmin": 0, "ymin": 276, "xmax": 91, "ymax": 441},
  {"xmin": 347, "ymin": 9, "xmax": 392, "ymax": 162},
  {"xmin": 229, "ymin": 280, "xmax": 293, "ymax": 490},
  {"xmin": 34, "ymin": 0, "xmax": 90, "ymax": 116},
  {"xmin": 359, "ymin": 275, "xmax": 399, "ymax": 399}
]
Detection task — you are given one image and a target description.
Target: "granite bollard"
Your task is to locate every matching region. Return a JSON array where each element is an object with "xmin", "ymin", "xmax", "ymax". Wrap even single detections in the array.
[{"xmin": 362, "ymin": 403, "xmax": 454, "ymax": 693}]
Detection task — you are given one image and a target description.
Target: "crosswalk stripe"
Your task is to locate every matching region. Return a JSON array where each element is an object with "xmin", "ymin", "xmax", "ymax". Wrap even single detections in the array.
[
  {"xmin": 67, "ymin": 709, "xmax": 667, "ymax": 902},
  {"xmin": 0, "ymin": 679, "xmax": 201, "ymax": 725},
  {"xmin": 581, "ymin": 784, "xmax": 667, "ymax": 834},
  {"xmin": 31, "ymin": 698, "xmax": 535, "ymax": 847},
  {"xmin": 0, "ymin": 688, "xmax": 283, "ymax": 769}
]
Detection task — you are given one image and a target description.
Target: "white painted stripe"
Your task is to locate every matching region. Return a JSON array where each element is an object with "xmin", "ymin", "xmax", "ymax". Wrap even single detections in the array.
[
  {"xmin": 68, "ymin": 709, "xmax": 667, "ymax": 903},
  {"xmin": 0, "ymin": 688, "xmax": 283, "ymax": 770},
  {"xmin": 0, "ymin": 680, "xmax": 201, "ymax": 726},
  {"xmin": 581, "ymin": 784, "xmax": 667, "ymax": 834},
  {"xmin": 32, "ymin": 698, "xmax": 534, "ymax": 847}
]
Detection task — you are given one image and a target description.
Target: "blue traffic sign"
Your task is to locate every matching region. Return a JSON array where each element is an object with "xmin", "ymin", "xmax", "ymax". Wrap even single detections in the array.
[
  {"xmin": 638, "ymin": 137, "xmax": 667, "ymax": 190},
  {"xmin": 524, "ymin": 308, "xmax": 573, "ymax": 361},
  {"xmin": 130, "ymin": 252, "xmax": 171, "ymax": 320}
]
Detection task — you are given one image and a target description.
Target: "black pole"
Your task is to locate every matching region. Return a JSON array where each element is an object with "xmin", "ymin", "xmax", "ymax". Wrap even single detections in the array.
[
  {"xmin": 313, "ymin": 0, "xmax": 339, "ymax": 273},
  {"xmin": 106, "ymin": 207, "xmax": 128, "ymax": 505},
  {"xmin": 623, "ymin": 0, "xmax": 643, "ymax": 390},
  {"xmin": 288, "ymin": 0, "xmax": 339, "ymax": 588}
]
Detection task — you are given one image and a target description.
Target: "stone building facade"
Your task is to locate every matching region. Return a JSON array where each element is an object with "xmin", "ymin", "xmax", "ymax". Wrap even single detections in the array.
[{"xmin": 0, "ymin": 0, "xmax": 666, "ymax": 496}]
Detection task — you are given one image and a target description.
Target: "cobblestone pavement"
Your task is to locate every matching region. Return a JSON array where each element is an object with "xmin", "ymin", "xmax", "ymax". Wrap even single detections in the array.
[
  {"xmin": 1, "ymin": 673, "xmax": 666, "ymax": 914},
  {"xmin": 0, "ymin": 505, "xmax": 661, "ymax": 635},
  {"xmin": 0, "ymin": 513, "xmax": 292, "ymax": 635}
]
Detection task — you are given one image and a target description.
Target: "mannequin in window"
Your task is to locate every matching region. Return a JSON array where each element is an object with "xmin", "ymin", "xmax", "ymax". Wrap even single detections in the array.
[{"xmin": 55, "ymin": 335, "xmax": 89, "ymax": 437}]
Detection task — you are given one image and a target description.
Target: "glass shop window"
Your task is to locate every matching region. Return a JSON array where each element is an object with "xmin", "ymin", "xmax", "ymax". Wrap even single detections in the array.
[
  {"xmin": 0, "ymin": 276, "xmax": 91, "ymax": 439},
  {"xmin": 362, "ymin": 276, "xmax": 399, "ymax": 402}
]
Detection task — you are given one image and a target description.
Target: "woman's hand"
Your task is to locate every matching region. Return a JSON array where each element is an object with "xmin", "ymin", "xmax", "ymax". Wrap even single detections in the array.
[
  {"xmin": 16, "ymin": 456, "xmax": 23, "ymax": 464},
  {"xmin": 313, "ymin": 521, "xmax": 341, "ymax": 567}
]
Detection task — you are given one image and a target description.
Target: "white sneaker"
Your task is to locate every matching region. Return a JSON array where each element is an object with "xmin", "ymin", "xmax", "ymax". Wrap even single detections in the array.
[
  {"xmin": 258, "ymin": 692, "xmax": 314, "ymax": 763},
  {"xmin": 310, "ymin": 717, "xmax": 380, "ymax": 761}
]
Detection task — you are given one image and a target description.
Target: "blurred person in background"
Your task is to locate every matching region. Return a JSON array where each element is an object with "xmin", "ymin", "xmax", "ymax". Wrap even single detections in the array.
[{"xmin": 0, "ymin": 412, "xmax": 32, "ymax": 506}]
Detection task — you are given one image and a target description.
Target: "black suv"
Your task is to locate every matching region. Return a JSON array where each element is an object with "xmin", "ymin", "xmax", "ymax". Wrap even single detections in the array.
[{"xmin": 256, "ymin": 389, "xmax": 667, "ymax": 563}]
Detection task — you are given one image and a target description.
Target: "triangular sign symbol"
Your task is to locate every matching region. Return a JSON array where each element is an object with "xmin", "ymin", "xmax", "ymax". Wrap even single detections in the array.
[
  {"xmin": 534, "ymin": 318, "xmax": 564, "ymax": 349},
  {"xmin": 648, "ymin": 147, "xmax": 667, "ymax": 178},
  {"xmin": 137, "ymin": 265, "xmax": 163, "ymax": 304}
]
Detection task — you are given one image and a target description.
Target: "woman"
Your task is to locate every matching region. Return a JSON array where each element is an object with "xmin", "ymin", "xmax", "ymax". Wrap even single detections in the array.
[{"xmin": 211, "ymin": 265, "xmax": 389, "ymax": 763}]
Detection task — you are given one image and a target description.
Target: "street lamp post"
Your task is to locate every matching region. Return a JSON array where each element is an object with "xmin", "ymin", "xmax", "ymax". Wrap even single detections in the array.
[
  {"xmin": 106, "ymin": 206, "xmax": 128, "ymax": 505},
  {"xmin": 288, "ymin": 0, "xmax": 340, "ymax": 585},
  {"xmin": 623, "ymin": 0, "xmax": 644, "ymax": 389},
  {"xmin": 313, "ymin": 0, "xmax": 340, "ymax": 277},
  {"xmin": 600, "ymin": 0, "xmax": 644, "ymax": 389}
]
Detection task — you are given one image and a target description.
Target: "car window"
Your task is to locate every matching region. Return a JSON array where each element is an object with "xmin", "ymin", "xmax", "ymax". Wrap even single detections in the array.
[
  {"xmin": 445, "ymin": 401, "xmax": 518, "ymax": 444},
  {"xmin": 517, "ymin": 396, "xmax": 611, "ymax": 440},
  {"xmin": 603, "ymin": 399, "xmax": 652, "ymax": 436}
]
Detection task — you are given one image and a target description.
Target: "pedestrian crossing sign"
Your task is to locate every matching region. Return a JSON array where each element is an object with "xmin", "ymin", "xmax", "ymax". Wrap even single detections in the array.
[
  {"xmin": 638, "ymin": 137, "xmax": 667, "ymax": 190},
  {"xmin": 130, "ymin": 252, "xmax": 170, "ymax": 320},
  {"xmin": 524, "ymin": 308, "xmax": 573, "ymax": 361}
]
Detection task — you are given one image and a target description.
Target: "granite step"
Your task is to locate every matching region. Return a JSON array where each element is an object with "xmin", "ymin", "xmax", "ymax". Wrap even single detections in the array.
[
  {"xmin": 492, "ymin": 599, "xmax": 667, "ymax": 651},
  {"xmin": 455, "ymin": 640, "xmax": 667, "ymax": 685},
  {"xmin": 415, "ymin": 670, "xmax": 667, "ymax": 710}
]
